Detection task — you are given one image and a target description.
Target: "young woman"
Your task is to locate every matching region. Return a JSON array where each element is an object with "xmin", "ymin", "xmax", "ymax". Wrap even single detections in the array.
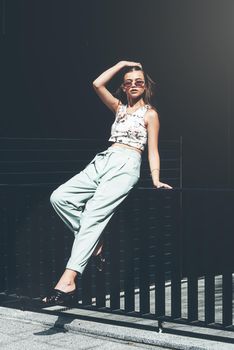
[{"xmin": 42, "ymin": 60, "xmax": 172, "ymax": 305}]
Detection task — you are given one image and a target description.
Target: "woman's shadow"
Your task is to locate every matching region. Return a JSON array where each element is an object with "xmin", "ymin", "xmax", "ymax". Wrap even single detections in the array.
[
  {"xmin": 20, "ymin": 297, "xmax": 78, "ymax": 336},
  {"xmin": 33, "ymin": 313, "xmax": 75, "ymax": 335}
]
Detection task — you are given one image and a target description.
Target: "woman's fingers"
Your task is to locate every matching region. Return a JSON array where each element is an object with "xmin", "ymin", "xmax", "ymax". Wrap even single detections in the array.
[
  {"xmin": 124, "ymin": 61, "xmax": 142, "ymax": 68},
  {"xmin": 162, "ymin": 185, "xmax": 173, "ymax": 189},
  {"xmin": 156, "ymin": 183, "xmax": 173, "ymax": 189}
]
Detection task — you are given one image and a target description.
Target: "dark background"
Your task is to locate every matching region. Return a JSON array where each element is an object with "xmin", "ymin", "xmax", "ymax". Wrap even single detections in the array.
[{"xmin": 1, "ymin": 0, "xmax": 234, "ymax": 188}]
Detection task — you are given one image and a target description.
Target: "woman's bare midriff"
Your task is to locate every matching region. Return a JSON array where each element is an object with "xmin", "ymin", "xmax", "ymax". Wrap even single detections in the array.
[{"xmin": 110, "ymin": 142, "xmax": 142, "ymax": 155}]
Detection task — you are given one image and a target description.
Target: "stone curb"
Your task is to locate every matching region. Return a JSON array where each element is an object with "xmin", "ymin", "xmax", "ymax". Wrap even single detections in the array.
[{"xmin": 0, "ymin": 307, "xmax": 233, "ymax": 350}]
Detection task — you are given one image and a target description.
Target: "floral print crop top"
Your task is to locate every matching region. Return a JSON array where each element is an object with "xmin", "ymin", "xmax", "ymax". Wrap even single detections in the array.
[{"xmin": 108, "ymin": 103, "xmax": 151, "ymax": 151}]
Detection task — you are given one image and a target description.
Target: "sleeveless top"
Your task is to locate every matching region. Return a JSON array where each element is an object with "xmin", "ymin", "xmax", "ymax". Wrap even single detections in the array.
[{"xmin": 108, "ymin": 103, "xmax": 151, "ymax": 151}]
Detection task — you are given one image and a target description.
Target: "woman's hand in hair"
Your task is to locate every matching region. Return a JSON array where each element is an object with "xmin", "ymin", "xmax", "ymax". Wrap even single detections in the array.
[{"xmin": 118, "ymin": 61, "xmax": 142, "ymax": 69}]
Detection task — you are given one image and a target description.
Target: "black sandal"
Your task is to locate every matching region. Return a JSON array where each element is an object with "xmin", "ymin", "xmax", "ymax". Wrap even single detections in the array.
[{"xmin": 41, "ymin": 288, "xmax": 77, "ymax": 306}]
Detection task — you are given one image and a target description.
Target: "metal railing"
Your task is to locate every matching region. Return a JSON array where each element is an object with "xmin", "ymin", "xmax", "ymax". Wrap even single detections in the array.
[
  {"xmin": 0, "ymin": 137, "xmax": 233, "ymax": 331},
  {"xmin": 0, "ymin": 136, "xmax": 182, "ymax": 186}
]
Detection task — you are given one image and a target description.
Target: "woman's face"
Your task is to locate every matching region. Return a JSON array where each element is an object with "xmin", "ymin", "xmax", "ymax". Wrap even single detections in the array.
[{"xmin": 122, "ymin": 70, "xmax": 146, "ymax": 99}]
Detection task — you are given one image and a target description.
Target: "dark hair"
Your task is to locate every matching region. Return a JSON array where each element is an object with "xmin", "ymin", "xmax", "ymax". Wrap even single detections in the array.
[{"xmin": 113, "ymin": 65, "xmax": 157, "ymax": 105}]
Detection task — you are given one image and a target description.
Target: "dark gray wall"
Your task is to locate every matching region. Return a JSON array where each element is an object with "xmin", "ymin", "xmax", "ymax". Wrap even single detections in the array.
[{"xmin": 2, "ymin": 0, "xmax": 234, "ymax": 188}]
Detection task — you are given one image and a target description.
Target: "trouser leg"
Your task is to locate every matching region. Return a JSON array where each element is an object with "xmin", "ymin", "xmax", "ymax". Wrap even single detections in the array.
[
  {"xmin": 66, "ymin": 168, "xmax": 139, "ymax": 274},
  {"xmin": 50, "ymin": 153, "xmax": 101, "ymax": 236}
]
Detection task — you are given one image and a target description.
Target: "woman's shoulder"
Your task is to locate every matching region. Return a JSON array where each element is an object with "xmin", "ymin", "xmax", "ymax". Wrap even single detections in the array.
[
  {"xmin": 144, "ymin": 104, "xmax": 160, "ymax": 126},
  {"xmin": 145, "ymin": 104, "xmax": 158, "ymax": 114}
]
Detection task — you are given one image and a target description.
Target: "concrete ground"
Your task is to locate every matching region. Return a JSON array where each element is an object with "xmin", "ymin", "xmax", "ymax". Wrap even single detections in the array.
[
  {"xmin": 0, "ymin": 306, "xmax": 233, "ymax": 350},
  {"xmin": 0, "ymin": 315, "xmax": 170, "ymax": 350}
]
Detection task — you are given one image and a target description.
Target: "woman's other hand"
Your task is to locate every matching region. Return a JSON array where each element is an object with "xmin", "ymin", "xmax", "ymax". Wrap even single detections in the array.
[{"xmin": 153, "ymin": 181, "xmax": 173, "ymax": 189}]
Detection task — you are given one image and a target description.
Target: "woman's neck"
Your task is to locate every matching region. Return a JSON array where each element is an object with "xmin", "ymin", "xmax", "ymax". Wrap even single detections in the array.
[{"xmin": 127, "ymin": 98, "xmax": 145, "ymax": 108}]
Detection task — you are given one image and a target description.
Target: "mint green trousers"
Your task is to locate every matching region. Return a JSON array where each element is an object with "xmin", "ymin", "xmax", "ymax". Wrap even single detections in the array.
[{"xmin": 50, "ymin": 144, "xmax": 142, "ymax": 275}]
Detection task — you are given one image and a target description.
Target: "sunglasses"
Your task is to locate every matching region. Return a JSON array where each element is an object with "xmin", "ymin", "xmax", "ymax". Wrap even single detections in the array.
[{"xmin": 122, "ymin": 79, "xmax": 145, "ymax": 89}]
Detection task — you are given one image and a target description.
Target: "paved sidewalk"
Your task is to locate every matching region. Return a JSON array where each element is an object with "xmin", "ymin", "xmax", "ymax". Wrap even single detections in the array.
[
  {"xmin": 0, "ymin": 315, "xmax": 169, "ymax": 350},
  {"xmin": 0, "ymin": 306, "xmax": 233, "ymax": 350}
]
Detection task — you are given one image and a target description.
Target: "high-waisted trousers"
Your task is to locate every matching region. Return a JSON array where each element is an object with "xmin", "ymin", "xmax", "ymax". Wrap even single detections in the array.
[{"xmin": 50, "ymin": 144, "xmax": 142, "ymax": 275}]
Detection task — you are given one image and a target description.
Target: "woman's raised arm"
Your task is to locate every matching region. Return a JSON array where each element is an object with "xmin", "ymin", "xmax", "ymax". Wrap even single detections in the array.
[{"xmin": 93, "ymin": 60, "xmax": 142, "ymax": 114}]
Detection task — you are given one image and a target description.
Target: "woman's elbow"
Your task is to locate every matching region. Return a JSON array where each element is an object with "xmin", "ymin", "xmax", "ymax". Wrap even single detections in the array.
[
  {"xmin": 93, "ymin": 80, "xmax": 102, "ymax": 89},
  {"xmin": 92, "ymin": 81, "xmax": 99, "ymax": 89}
]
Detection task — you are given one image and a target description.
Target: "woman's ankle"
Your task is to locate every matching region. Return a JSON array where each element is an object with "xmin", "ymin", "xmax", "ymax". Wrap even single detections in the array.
[
  {"xmin": 54, "ymin": 269, "xmax": 78, "ymax": 291},
  {"xmin": 55, "ymin": 280, "xmax": 76, "ymax": 292}
]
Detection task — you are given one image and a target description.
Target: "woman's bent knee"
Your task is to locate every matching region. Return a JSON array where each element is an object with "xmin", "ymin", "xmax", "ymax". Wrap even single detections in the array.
[{"xmin": 50, "ymin": 189, "xmax": 63, "ymax": 205}]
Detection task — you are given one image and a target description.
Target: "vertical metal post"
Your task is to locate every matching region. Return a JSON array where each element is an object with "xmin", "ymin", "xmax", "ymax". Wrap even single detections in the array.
[
  {"xmin": 226, "ymin": 57, "xmax": 232, "ymax": 188},
  {"xmin": 171, "ymin": 190, "xmax": 182, "ymax": 319},
  {"xmin": 188, "ymin": 275, "xmax": 198, "ymax": 322},
  {"xmin": 95, "ymin": 259, "xmax": 106, "ymax": 308},
  {"xmin": 139, "ymin": 189, "xmax": 150, "ymax": 315},
  {"xmin": 222, "ymin": 272, "xmax": 233, "ymax": 327},
  {"xmin": 155, "ymin": 191, "xmax": 165, "ymax": 318},
  {"xmin": 1, "ymin": 0, "xmax": 6, "ymax": 36},
  {"xmin": 123, "ymin": 196, "xmax": 135, "ymax": 313},
  {"xmin": 109, "ymin": 212, "xmax": 120, "ymax": 310},
  {"xmin": 205, "ymin": 273, "xmax": 215, "ymax": 325},
  {"xmin": 82, "ymin": 263, "xmax": 92, "ymax": 306}
]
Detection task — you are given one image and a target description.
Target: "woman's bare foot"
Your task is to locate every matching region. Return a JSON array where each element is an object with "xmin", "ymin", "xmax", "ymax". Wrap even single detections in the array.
[{"xmin": 42, "ymin": 268, "xmax": 77, "ymax": 302}]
